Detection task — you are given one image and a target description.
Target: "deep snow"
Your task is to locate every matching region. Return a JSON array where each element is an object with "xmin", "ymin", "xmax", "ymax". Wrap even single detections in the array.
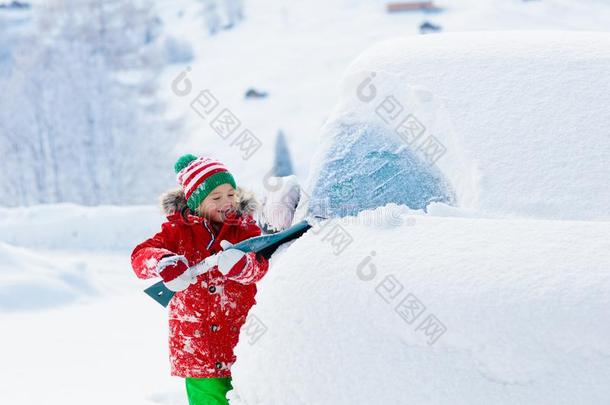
[{"xmin": 230, "ymin": 210, "xmax": 610, "ymax": 404}]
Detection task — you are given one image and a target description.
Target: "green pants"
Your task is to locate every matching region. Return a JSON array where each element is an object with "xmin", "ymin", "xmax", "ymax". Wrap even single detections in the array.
[{"xmin": 185, "ymin": 377, "xmax": 233, "ymax": 405}]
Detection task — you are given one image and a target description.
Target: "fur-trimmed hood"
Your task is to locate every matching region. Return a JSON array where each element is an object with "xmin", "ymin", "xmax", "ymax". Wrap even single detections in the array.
[{"xmin": 159, "ymin": 187, "xmax": 259, "ymax": 217}]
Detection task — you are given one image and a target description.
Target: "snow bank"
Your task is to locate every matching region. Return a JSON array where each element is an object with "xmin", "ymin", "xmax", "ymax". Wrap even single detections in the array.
[
  {"xmin": 0, "ymin": 203, "xmax": 173, "ymax": 312},
  {"xmin": 230, "ymin": 209, "xmax": 610, "ymax": 404},
  {"xmin": 0, "ymin": 242, "xmax": 99, "ymax": 312},
  {"xmin": 0, "ymin": 203, "xmax": 165, "ymax": 251},
  {"xmin": 0, "ymin": 292, "xmax": 184, "ymax": 404},
  {"xmin": 297, "ymin": 31, "xmax": 610, "ymax": 221}
]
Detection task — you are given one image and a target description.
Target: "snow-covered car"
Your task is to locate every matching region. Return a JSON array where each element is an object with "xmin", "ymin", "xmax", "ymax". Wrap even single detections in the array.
[{"xmin": 229, "ymin": 31, "xmax": 610, "ymax": 405}]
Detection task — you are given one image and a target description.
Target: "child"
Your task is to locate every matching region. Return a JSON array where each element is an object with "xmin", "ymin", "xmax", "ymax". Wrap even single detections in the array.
[{"xmin": 131, "ymin": 154, "xmax": 269, "ymax": 405}]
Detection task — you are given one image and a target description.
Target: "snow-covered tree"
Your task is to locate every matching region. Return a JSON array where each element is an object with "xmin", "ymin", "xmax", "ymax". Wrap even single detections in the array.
[
  {"xmin": 272, "ymin": 130, "xmax": 294, "ymax": 177},
  {"xmin": 0, "ymin": 0, "xmax": 181, "ymax": 207},
  {"xmin": 200, "ymin": 0, "xmax": 244, "ymax": 35}
]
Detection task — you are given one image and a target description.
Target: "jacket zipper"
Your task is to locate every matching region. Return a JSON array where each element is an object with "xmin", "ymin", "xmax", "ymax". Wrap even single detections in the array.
[{"xmin": 202, "ymin": 220, "xmax": 215, "ymax": 250}]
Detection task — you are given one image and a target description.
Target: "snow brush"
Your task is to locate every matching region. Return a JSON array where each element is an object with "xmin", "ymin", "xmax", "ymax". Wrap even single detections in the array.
[{"xmin": 144, "ymin": 219, "xmax": 312, "ymax": 307}]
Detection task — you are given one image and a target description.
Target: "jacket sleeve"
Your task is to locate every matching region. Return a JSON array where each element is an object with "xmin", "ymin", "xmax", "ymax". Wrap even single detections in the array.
[
  {"xmin": 224, "ymin": 215, "xmax": 270, "ymax": 285},
  {"xmin": 131, "ymin": 223, "xmax": 176, "ymax": 280}
]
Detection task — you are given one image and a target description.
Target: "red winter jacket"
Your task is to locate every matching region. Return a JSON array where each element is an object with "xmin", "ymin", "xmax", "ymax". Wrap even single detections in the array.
[{"xmin": 131, "ymin": 188, "xmax": 269, "ymax": 378}]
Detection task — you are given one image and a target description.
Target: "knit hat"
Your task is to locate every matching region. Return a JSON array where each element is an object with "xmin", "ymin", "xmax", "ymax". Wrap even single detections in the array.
[{"xmin": 174, "ymin": 154, "xmax": 237, "ymax": 212}]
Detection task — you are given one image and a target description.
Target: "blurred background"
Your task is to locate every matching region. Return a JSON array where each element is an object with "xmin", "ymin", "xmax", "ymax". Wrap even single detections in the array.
[{"xmin": 1, "ymin": 0, "xmax": 609, "ymax": 206}]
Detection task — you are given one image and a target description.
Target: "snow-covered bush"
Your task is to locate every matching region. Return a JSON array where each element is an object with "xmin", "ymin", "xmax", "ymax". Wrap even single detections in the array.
[{"xmin": 163, "ymin": 35, "xmax": 194, "ymax": 64}]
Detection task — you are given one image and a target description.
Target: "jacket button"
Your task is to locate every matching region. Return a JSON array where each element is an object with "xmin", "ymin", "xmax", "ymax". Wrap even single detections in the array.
[
  {"xmin": 211, "ymin": 324, "xmax": 219, "ymax": 332},
  {"xmin": 231, "ymin": 326, "xmax": 238, "ymax": 333},
  {"xmin": 215, "ymin": 361, "xmax": 222, "ymax": 369},
  {"xmin": 208, "ymin": 285, "xmax": 216, "ymax": 293}
]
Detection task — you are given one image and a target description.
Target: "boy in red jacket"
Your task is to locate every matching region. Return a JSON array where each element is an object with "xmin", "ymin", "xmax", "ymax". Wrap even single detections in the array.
[{"xmin": 131, "ymin": 154, "xmax": 269, "ymax": 404}]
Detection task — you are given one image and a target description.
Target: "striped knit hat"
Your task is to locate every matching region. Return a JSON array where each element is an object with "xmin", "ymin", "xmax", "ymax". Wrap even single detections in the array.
[{"xmin": 174, "ymin": 154, "xmax": 237, "ymax": 212}]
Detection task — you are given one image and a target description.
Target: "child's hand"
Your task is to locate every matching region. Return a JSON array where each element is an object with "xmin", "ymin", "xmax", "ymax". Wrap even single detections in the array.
[
  {"xmin": 217, "ymin": 240, "xmax": 247, "ymax": 276},
  {"xmin": 157, "ymin": 255, "xmax": 197, "ymax": 292},
  {"xmin": 261, "ymin": 175, "xmax": 301, "ymax": 233}
]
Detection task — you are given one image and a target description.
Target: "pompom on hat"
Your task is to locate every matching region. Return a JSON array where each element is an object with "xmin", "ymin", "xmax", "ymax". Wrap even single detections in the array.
[{"xmin": 174, "ymin": 154, "xmax": 237, "ymax": 212}]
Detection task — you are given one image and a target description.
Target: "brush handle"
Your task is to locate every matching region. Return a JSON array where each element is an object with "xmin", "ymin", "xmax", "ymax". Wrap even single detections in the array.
[{"xmin": 144, "ymin": 220, "xmax": 312, "ymax": 307}]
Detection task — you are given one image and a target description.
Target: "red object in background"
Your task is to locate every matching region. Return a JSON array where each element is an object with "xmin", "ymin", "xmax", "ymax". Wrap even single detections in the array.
[{"xmin": 386, "ymin": 1, "xmax": 437, "ymax": 13}]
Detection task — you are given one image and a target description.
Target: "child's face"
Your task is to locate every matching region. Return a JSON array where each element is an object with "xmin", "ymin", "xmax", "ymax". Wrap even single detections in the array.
[{"xmin": 197, "ymin": 183, "xmax": 237, "ymax": 223}]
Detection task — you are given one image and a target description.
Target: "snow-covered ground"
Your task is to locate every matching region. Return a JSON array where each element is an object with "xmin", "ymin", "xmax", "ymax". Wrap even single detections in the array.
[
  {"xmin": 0, "ymin": 205, "xmax": 187, "ymax": 404},
  {"xmin": 2, "ymin": 1, "xmax": 610, "ymax": 404},
  {"xmin": 2, "ymin": 204, "xmax": 608, "ymax": 404}
]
